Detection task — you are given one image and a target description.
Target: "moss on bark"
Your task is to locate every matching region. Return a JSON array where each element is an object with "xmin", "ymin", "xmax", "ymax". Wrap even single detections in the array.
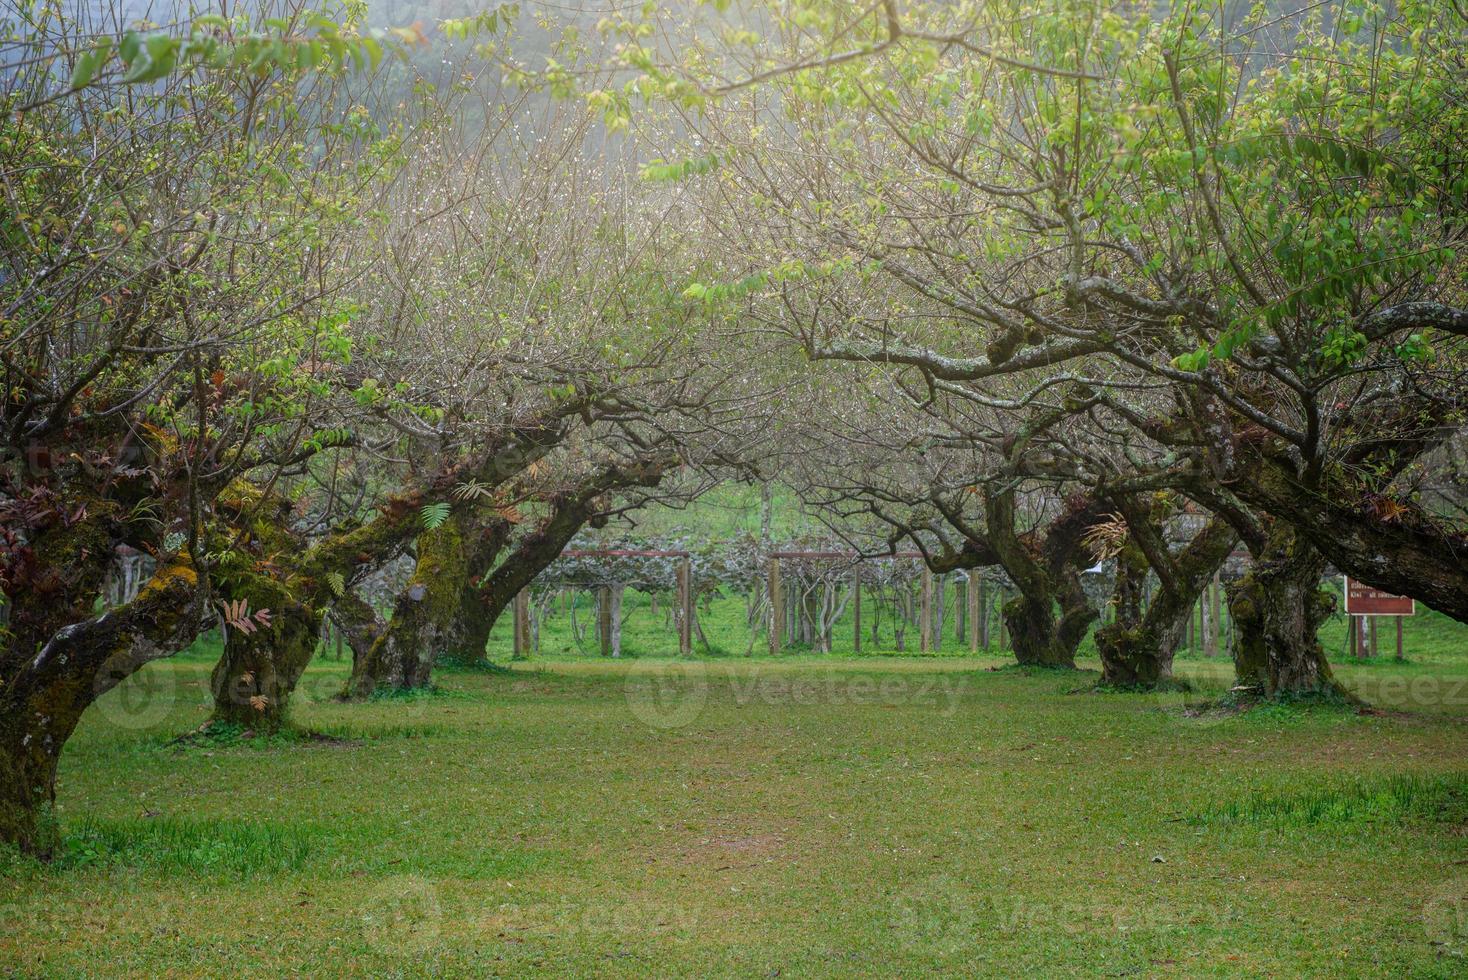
[
  {"xmin": 1226, "ymin": 526, "xmax": 1344, "ymax": 699},
  {"xmin": 1095, "ymin": 507, "xmax": 1237, "ymax": 690},
  {"xmin": 1, "ymin": 556, "xmax": 201, "ymax": 857},
  {"xmin": 345, "ymin": 513, "xmax": 474, "ymax": 699},
  {"xmin": 208, "ymin": 558, "xmax": 321, "ymax": 732}
]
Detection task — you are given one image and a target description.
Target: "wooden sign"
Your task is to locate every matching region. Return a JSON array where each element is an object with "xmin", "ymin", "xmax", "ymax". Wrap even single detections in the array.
[{"xmin": 1343, "ymin": 577, "xmax": 1415, "ymax": 616}]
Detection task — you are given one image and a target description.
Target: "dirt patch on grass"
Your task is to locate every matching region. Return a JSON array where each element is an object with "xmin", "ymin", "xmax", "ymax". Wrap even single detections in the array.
[{"xmin": 705, "ymin": 833, "xmax": 785, "ymax": 856}]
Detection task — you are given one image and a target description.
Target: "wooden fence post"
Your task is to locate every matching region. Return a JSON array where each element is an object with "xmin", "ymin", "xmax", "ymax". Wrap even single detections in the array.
[
  {"xmin": 1208, "ymin": 573, "xmax": 1222, "ymax": 656},
  {"xmin": 978, "ymin": 576, "xmax": 990, "ymax": 650},
  {"xmin": 852, "ymin": 568, "xmax": 862, "ymax": 654},
  {"xmin": 609, "ymin": 584, "xmax": 623, "ymax": 658},
  {"xmin": 998, "ymin": 589, "xmax": 1010, "ymax": 650},
  {"xmin": 512, "ymin": 590, "xmax": 530, "ymax": 660},
  {"xmin": 955, "ymin": 577, "xmax": 966, "ymax": 643},
  {"xmin": 920, "ymin": 568, "xmax": 933, "ymax": 654},
  {"xmin": 597, "ymin": 586, "xmax": 612, "ymax": 657},
  {"xmin": 934, "ymin": 573, "xmax": 946, "ymax": 651},
  {"xmin": 677, "ymin": 558, "xmax": 693, "ymax": 656},
  {"xmin": 968, "ymin": 572, "xmax": 981, "ymax": 654},
  {"xmin": 768, "ymin": 558, "xmax": 782, "ymax": 655}
]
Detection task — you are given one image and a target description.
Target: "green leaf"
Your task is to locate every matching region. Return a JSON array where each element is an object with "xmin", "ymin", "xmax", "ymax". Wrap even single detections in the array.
[
  {"xmin": 639, "ymin": 153, "xmax": 721, "ymax": 182},
  {"xmin": 118, "ymin": 31, "xmax": 141, "ymax": 66},
  {"xmin": 420, "ymin": 502, "xmax": 452, "ymax": 531},
  {"xmin": 121, "ymin": 35, "xmax": 178, "ymax": 84},
  {"xmin": 70, "ymin": 38, "xmax": 113, "ymax": 89}
]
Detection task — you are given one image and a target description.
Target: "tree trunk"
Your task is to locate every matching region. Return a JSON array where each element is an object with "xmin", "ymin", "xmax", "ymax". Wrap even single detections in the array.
[
  {"xmin": 981, "ymin": 487, "xmax": 1108, "ymax": 670},
  {"xmin": 443, "ymin": 590, "xmax": 496, "ymax": 666},
  {"xmin": 1094, "ymin": 541, "xmax": 1161, "ymax": 686},
  {"xmin": 210, "ymin": 596, "xmax": 322, "ymax": 730},
  {"xmin": 345, "ymin": 516, "xmax": 478, "ymax": 699},
  {"xmin": 344, "ymin": 599, "xmax": 437, "ymax": 697},
  {"xmin": 343, "ymin": 504, "xmax": 529, "ymax": 698},
  {"xmin": 214, "ymin": 481, "xmax": 425, "ymax": 716},
  {"xmin": 328, "ymin": 593, "xmax": 385, "ymax": 673},
  {"xmin": 1095, "ymin": 610, "xmax": 1188, "ymax": 687},
  {"xmin": 1002, "ymin": 586, "xmax": 1092, "ymax": 668},
  {"xmin": 0, "ymin": 558, "xmax": 202, "ymax": 856},
  {"xmin": 0, "ymin": 714, "xmax": 64, "ymax": 858},
  {"xmin": 1095, "ymin": 511, "xmax": 1237, "ymax": 689},
  {"xmin": 1226, "ymin": 527, "xmax": 1342, "ymax": 698}
]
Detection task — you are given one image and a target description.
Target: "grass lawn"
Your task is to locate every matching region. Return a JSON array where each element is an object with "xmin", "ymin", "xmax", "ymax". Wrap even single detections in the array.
[{"xmin": 2, "ymin": 596, "xmax": 1466, "ymax": 977}]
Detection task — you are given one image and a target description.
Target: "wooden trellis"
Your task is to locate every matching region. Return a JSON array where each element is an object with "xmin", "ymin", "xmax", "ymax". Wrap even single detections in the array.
[
  {"xmin": 765, "ymin": 551, "xmax": 992, "ymax": 655},
  {"xmin": 512, "ymin": 549, "xmax": 694, "ymax": 657}
]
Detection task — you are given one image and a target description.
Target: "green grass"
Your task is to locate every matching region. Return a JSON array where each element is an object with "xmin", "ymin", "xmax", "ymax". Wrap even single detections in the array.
[
  {"xmin": 1191, "ymin": 772, "xmax": 1468, "ymax": 829},
  {"xmin": 2, "ymin": 596, "xmax": 1467, "ymax": 976},
  {"xmin": 57, "ymin": 817, "xmax": 320, "ymax": 876}
]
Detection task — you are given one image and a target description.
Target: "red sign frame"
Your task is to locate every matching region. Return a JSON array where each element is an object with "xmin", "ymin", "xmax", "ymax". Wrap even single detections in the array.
[{"xmin": 1343, "ymin": 577, "xmax": 1415, "ymax": 616}]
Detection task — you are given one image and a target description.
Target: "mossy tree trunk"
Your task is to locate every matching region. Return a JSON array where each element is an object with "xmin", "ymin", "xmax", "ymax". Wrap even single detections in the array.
[
  {"xmin": 3, "ymin": 501, "xmax": 121, "ymax": 662},
  {"xmin": 1002, "ymin": 588, "xmax": 1093, "ymax": 667},
  {"xmin": 209, "ymin": 594, "xmax": 323, "ymax": 731},
  {"xmin": 438, "ymin": 547, "xmax": 508, "ymax": 667},
  {"xmin": 344, "ymin": 512, "xmax": 493, "ymax": 698},
  {"xmin": 1226, "ymin": 525, "xmax": 1342, "ymax": 698},
  {"xmin": 206, "ymin": 490, "xmax": 342, "ymax": 731},
  {"xmin": 0, "ymin": 558, "xmax": 201, "ymax": 857},
  {"xmin": 207, "ymin": 486, "xmax": 427, "ymax": 724},
  {"xmin": 211, "ymin": 420, "xmax": 575, "ymax": 715},
  {"xmin": 1094, "ymin": 538, "xmax": 1158, "ymax": 685},
  {"xmin": 345, "ymin": 509, "xmax": 522, "ymax": 696},
  {"xmin": 984, "ymin": 487, "xmax": 1106, "ymax": 669},
  {"xmin": 442, "ymin": 591, "xmax": 499, "ymax": 665},
  {"xmin": 345, "ymin": 450, "xmax": 677, "ymax": 699},
  {"xmin": 0, "ymin": 719, "xmax": 62, "ymax": 858},
  {"xmin": 327, "ymin": 592, "xmax": 386, "ymax": 673},
  {"xmin": 1, "ymin": 509, "xmax": 122, "ymax": 852},
  {"xmin": 1094, "ymin": 503, "xmax": 1238, "ymax": 689}
]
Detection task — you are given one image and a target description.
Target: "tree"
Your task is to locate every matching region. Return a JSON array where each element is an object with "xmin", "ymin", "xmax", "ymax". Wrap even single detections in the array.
[
  {"xmin": 656, "ymin": 0, "xmax": 1468, "ymax": 694},
  {"xmin": 1089, "ymin": 498, "xmax": 1236, "ymax": 689},
  {"xmin": 772, "ymin": 369, "xmax": 1108, "ymax": 669},
  {"xmin": 347, "ymin": 441, "xmax": 682, "ymax": 695},
  {"xmin": 0, "ymin": 0, "xmax": 403, "ymax": 854},
  {"xmin": 205, "ymin": 412, "xmax": 578, "ymax": 728}
]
